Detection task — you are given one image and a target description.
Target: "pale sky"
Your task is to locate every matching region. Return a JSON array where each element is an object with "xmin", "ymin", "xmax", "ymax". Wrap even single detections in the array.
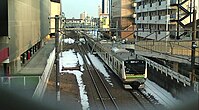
[{"xmin": 62, "ymin": 0, "xmax": 101, "ymax": 19}]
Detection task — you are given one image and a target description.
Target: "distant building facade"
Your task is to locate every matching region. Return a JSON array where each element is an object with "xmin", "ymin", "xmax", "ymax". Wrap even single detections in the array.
[
  {"xmin": 0, "ymin": 0, "xmax": 51, "ymax": 75},
  {"xmin": 98, "ymin": 5, "xmax": 102, "ymax": 17},
  {"xmin": 100, "ymin": 0, "xmax": 110, "ymax": 31},
  {"xmin": 111, "ymin": 0, "xmax": 135, "ymax": 40},
  {"xmin": 102, "ymin": 0, "xmax": 109, "ymax": 14},
  {"xmin": 80, "ymin": 12, "xmax": 88, "ymax": 20},
  {"xmin": 65, "ymin": 19, "xmax": 84, "ymax": 28}
]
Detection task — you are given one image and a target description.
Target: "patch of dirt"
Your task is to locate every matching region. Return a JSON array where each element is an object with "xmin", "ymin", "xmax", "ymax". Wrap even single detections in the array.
[{"xmin": 43, "ymin": 66, "xmax": 82, "ymax": 110}]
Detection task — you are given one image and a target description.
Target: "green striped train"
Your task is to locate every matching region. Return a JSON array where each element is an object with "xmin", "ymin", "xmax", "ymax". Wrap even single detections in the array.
[{"xmin": 86, "ymin": 37, "xmax": 147, "ymax": 89}]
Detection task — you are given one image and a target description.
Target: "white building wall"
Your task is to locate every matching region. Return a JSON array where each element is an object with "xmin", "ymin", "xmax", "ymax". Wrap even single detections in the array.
[
  {"xmin": 50, "ymin": 2, "xmax": 61, "ymax": 34},
  {"xmin": 104, "ymin": 0, "xmax": 109, "ymax": 14}
]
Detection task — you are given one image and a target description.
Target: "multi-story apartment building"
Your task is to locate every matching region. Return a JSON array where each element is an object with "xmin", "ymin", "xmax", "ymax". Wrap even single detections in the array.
[
  {"xmin": 0, "ymin": 0, "xmax": 52, "ymax": 76},
  {"xmin": 111, "ymin": 0, "xmax": 135, "ymax": 40},
  {"xmin": 135, "ymin": 0, "xmax": 199, "ymax": 40}
]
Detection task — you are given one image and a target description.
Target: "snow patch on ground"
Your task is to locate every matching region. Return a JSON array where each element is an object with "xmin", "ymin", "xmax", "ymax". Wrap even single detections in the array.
[
  {"xmin": 87, "ymin": 53, "xmax": 113, "ymax": 87},
  {"xmin": 63, "ymin": 38, "xmax": 75, "ymax": 44},
  {"xmin": 59, "ymin": 49, "xmax": 89, "ymax": 110},
  {"xmin": 143, "ymin": 79, "xmax": 182, "ymax": 109}
]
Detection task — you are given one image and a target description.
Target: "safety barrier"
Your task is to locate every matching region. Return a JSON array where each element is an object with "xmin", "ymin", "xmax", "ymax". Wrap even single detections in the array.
[
  {"xmin": 32, "ymin": 48, "xmax": 55, "ymax": 100},
  {"xmin": 137, "ymin": 55, "xmax": 191, "ymax": 86},
  {"xmin": 194, "ymin": 81, "xmax": 199, "ymax": 94},
  {"xmin": 0, "ymin": 76, "xmax": 40, "ymax": 88},
  {"xmin": 135, "ymin": 40, "xmax": 199, "ymax": 57}
]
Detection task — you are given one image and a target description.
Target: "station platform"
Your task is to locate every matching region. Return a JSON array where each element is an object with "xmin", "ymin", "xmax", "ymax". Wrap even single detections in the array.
[{"xmin": 17, "ymin": 39, "xmax": 55, "ymax": 75}]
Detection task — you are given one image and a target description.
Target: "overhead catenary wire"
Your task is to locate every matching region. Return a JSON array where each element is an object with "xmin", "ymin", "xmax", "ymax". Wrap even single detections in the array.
[{"xmin": 135, "ymin": 44, "xmax": 199, "ymax": 65}]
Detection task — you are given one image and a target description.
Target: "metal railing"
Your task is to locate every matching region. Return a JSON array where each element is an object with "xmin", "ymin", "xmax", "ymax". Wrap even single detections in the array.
[
  {"xmin": 137, "ymin": 55, "xmax": 191, "ymax": 86},
  {"xmin": 135, "ymin": 40, "xmax": 199, "ymax": 57},
  {"xmin": 0, "ymin": 76, "xmax": 40, "ymax": 88}
]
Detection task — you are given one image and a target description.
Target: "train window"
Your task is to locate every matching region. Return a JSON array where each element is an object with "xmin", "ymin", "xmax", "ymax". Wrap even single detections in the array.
[
  {"xmin": 110, "ymin": 56, "xmax": 112, "ymax": 62},
  {"xmin": 105, "ymin": 53, "xmax": 108, "ymax": 59},
  {"xmin": 120, "ymin": 64, "xmax": 122, "ymax": 69},
  {"xmin": 113, "ymin": 58, "xmax": 114, "ymax": 64},
  {"xmin": 125, "ymin": 60, "xmax": 145, "ymax": 75}
]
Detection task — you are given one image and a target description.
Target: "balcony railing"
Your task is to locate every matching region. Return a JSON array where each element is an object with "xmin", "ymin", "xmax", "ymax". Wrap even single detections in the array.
[{"xmin": 170, "ymin": 0, "xmax": 177, "ymax": 5}]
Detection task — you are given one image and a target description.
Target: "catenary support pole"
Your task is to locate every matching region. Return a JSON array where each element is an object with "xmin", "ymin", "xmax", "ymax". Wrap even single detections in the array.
[
  {"xmin": 55, "ymin": 15, "xmax": 60, "ymax": 101},
  {"xmin": 191, "ymin": 0, "xmax": 197, "ymax": 84}
]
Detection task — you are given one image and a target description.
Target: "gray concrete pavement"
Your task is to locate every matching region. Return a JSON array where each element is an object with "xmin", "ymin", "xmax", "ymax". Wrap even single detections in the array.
[{"xmin": 17, "ymin": 39, "xmax": 55, "ymax": 75}]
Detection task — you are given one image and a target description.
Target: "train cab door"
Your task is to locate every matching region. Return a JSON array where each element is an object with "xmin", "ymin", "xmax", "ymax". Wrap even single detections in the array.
[
  {"xmin": 144, "ymin": 61, "xmax": 148, "ymax": 78},
  {"xmin": 121, "ymin": 61, "xmax": 126, "ymax": 79}
]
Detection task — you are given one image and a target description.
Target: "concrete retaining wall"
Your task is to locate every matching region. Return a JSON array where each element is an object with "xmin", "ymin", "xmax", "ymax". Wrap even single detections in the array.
[
  {"xmin": 148, "ymin": 67, "xmax": 197, "ymax": 101},
  {"xmin": 32, "ymin": 48, "xmax": 55, "ymax": 100}
]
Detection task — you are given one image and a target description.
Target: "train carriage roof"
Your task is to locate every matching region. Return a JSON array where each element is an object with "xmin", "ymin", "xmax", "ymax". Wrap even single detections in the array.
[{"xmin": 99, "ymin": 41, "xmax": 139, "ymax": 61}]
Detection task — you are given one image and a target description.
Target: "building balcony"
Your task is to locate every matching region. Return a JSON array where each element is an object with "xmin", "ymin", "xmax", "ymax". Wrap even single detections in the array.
[
  {"xmin": 169, "ymin": 14, "xmax": 178, "ymax": 24},
  {"xmin": 157, "ymin": 15, "xmax": 170, "ymax": 24},
  {"xmin": 135, "ymin": 6, "xmax": 143, "ymax": 13},
  {"xmin": 136, "ymin": 16, "xmax": 150, "ymax": 24},
  {"xmin": 170, "ymin": 14, "xmax": 177, "ymax": 20},
  {"xmin": 135, "ymin": 1, "xmax": 176, "ymax": 13},
  {"xmin": 142, "ymin": 5, "xmax": 148, "ymax": 12},
  {"xmin": 148, "ymin": 2, "xmax": 158, "ymax": 12},
  {"xmin": 158, "ymin": 1, "xmax": 169, "ymax": 10},
  {"xmin": 136, "ymin": 15, "xmax": 172, "ymax": 25},
  {"xmin": 137, "ymin": 29, "xmax": 170, "ymax": 40},
  {"xmin": 135, "ymin": 0, "xmax": 142, "ymax": 3},
  {"xmin": 135, "ymin": 17, "xmax": 144, "ymax": 24},
  {"xmin": 137, "ymin": 29, "xmax": 155, "ymax": 39},
  {"xmin": 148, "ymin": 16, "xmax": 158, "ymax": 24},
  {"xmin": 170, "ymin": 0, "xmax": 177, "ymax": 5},
  {"xmin": 143, "ymin": 16, "xmax": 149, "ymax": 23},
  {"xmin": 138, "ymin": 3, "xmax": 157, "ymax": 13}
]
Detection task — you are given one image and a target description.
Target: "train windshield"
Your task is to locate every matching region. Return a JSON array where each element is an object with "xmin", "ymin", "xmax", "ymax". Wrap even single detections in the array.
[{"xmin": 124, "ymin": 60, "xmax": 145, "ymax": 75}]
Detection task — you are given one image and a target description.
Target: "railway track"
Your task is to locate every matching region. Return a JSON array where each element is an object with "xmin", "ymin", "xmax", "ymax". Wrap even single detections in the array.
[
  {"xmin": 77, "ymin": 40, "xmax": 119, "ymax": 110},
  {"xmin": 144, "ymin": 80, "xmax": 177, "ymax": 108},
  {"xmin": 70, "ymin": 31, "xmax": 166, "ymax": 110},
  {"xmin": 129, "ymin": 89, "xmax": 157, "ymax": 110}
]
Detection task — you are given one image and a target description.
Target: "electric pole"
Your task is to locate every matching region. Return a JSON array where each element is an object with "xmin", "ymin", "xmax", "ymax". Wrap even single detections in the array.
[
  {"xmin": 55, "ymin": 15, "xmax": 60, "ymax": 101},
  {"xmin": 191, "ymin": 0, "xmax": 197, "ymax": 84}
]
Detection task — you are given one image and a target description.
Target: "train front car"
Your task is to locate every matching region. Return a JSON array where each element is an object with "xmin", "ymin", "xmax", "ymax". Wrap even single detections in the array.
[{"xmin": 123, "ymin": 59, "xmax": 147, "ymax": 89}]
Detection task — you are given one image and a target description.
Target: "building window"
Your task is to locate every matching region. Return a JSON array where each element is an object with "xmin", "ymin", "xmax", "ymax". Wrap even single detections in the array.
[
  {"xmin": 143, "ymin": 1, "xmax": 145, "ymax": 8},
  {"xmin": 0, "ymin": 0, "xmax": 8, "ymax": 36},
  {"xmin": 159, "ymin": 0, "xmax": 161, "ymax": 5}
]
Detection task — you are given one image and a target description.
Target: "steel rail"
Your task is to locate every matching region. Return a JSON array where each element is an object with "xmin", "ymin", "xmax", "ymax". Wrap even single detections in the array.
[
  {"xmin": 78, "ymin": 41, "xmax": 119, "ymax": 110},
  {"xmin": 129, "ymin": 90, "xmax": 157, "ymax": 110}
]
